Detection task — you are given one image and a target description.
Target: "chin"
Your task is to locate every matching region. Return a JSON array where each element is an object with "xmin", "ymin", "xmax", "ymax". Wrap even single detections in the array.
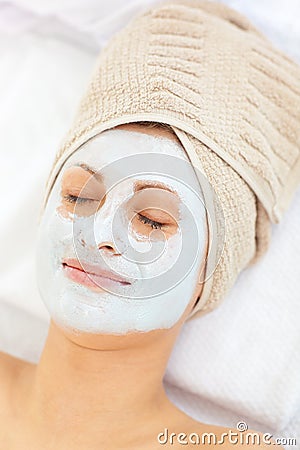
[{"xmin": 51, "ymin": 319, "xmax": 177, "ymax": 351}]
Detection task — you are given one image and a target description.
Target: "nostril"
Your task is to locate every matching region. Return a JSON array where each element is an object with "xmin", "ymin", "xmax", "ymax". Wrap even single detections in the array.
[{"xmin": 98, "ymin": 241, "xmax": 120, "ymax": 254}]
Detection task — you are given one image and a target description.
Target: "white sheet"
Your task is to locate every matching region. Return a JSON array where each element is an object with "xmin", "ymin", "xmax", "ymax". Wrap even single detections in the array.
[{"xmin": 0, "ymin": 1, "xmax": 299, "ymax": 447}]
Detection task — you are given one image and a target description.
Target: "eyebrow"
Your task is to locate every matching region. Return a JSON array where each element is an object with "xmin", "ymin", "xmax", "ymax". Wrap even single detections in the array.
[
  {"xmin": 133, "ymin": 180, "xmax": 179, "ymax": 196},
  {"xmin": 74, "ymin": 162, "xmax": 104, "ymax": 182},
  {"xmin": 74, "ymin": 163, "xmax": 178, "ymax": 196}
]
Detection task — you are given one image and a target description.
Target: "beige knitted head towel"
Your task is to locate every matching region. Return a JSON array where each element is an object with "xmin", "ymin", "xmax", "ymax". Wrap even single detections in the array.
[{"xmin": 43, "ymin": 0, "xmax": 300, "ymax": 321}]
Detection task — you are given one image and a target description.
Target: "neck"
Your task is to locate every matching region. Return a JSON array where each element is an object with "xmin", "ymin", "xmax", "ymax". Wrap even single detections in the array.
[{"xmin": 26, "ymin": 320, "xmax": 181, "ymax": 438}]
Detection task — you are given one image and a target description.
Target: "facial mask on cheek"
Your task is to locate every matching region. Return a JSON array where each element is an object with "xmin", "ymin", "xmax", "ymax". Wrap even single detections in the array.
[{"xmin": 36, "ymin": 130, "xmax": 208, "ymax": 335}]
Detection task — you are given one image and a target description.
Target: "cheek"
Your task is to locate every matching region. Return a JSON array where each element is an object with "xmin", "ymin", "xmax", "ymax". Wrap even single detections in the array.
[
  {"xmin": 38, "ymin": 183, "xmax": 82, "ymax": 273},
  {"xmin": 37, "ymin": 209, "xmax": 74, "ymax": 276},
  {"xmin": 137, "ymin": 231, "xmax": 182, "ymax": 279}
]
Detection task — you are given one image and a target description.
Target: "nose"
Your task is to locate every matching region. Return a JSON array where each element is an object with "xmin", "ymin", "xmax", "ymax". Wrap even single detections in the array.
[
  {"xmin": 98, "ymin": 240, "xmax": 121, "ymax": 256},
  {"xmin": 93, "ymin": 192, "xmax": 125, "ymax": 256}
]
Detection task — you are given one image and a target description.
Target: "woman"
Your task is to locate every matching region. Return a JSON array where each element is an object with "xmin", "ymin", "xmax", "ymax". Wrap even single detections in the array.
[
  {"xmin": 0, "ymin": 123, "xmax": 274, "ymax": 450},
  {"xmin": 1, "ymin": 0, "xmax": 300, "ymax": 448}
]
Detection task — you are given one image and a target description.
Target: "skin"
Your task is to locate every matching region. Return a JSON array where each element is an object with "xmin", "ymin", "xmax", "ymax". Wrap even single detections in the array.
[{"xmin": 0, "ymin": 124, "xmax": 282, "ymax": 449}]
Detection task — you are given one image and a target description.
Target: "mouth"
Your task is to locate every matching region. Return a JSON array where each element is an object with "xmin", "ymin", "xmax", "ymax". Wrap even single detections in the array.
[{"xmin": 62, "ymin": 258, "xmax": 132, "ymax": 291}]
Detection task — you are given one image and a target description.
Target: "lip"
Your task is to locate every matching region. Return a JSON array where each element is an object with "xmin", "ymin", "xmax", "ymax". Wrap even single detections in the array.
[{"xmin": 62, "ymin": 258, "xmax": 132, "ymax": 291}]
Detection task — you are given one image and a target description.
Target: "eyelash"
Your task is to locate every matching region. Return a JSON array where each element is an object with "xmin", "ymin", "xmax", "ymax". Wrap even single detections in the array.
[
  {"xmin": 63, "ymin": 195, "xmax": 164, "ymax": 229},
  {"xmin": 137, "ymin": 213, "xmax": 164, "ymax": 229},
  {"xmin": 63, "ymin": 194, "xmax": 94, "ymax": 204}
]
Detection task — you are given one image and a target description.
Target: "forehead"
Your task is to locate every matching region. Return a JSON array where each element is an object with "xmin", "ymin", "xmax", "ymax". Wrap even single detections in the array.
[
  {"xmin": 66, "ymin": 128, "xmax": 190, "ymax": 167},
  {"xmin": 56, "ymin": 128, "xmax": 205, "ymax": 209},
  {"xmin": 62, "ymin": 128, "xmax": 199, "ymax": 189}
]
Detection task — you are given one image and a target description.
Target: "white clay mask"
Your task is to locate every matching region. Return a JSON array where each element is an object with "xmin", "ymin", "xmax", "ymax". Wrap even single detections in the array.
[{"xmin": 36, "ymin": 129, "xmax": 208, "ymax": 335}]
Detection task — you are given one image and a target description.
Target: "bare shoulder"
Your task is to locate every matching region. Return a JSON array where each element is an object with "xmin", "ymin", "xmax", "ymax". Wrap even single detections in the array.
[
  {"xmin": 0, "ymin": 352, "xmax": 33, "ymax": 446},
  {"xmin": 0, "ymin": 350, "xmax": 29, "ymax": 376},
  {"xmin": 154, "ymin": 403, "xmax": 284, "ymax": 449},
  {"xmin": 0, "ymin": 351, "xmax": 32, "ymax": 408}
]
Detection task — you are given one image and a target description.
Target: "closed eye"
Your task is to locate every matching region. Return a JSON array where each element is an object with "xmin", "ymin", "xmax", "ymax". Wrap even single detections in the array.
[
  {"xmin": 137, "ymin": 213, "xmax": 164, "ymax": 229},
  {"xmin": 63, "ymin": 194, "xmax": 96, "ymax": 204},
  {"xmin": 63, "ymin": 193, "xmax": 167, "ymax": 230}
]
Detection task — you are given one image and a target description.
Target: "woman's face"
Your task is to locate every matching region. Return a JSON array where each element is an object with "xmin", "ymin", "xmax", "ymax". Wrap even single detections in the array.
[{"xmin": 36, "ymin": 125, "xmax": 208, "ymax": 335}]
